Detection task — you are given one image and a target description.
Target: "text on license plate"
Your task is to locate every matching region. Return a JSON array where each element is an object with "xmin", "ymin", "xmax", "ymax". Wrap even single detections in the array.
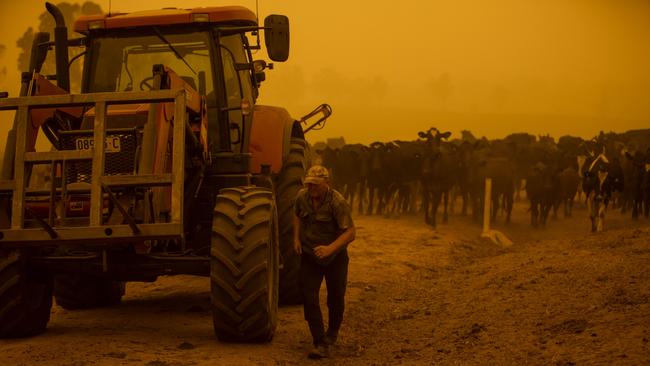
[{"xmin": 75, "ymin": 137, "xmax": 121, "ymax": 152}]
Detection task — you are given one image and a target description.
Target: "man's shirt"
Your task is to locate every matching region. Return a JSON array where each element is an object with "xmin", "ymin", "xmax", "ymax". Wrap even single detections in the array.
[{"xmin": 294, "ymin": 187, "xmax": 354, "ymax": 265}]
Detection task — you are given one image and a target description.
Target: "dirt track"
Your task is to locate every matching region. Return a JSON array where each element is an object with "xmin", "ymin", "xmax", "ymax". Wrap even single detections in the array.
[{"xmin": 1, "ymin": 200, "xmax": 649, "ymax": 365}]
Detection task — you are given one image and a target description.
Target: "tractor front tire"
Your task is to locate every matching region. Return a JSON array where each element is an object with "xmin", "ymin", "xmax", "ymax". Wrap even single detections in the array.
[
  {"xmin": 274, "ymin": 138, "xmax": 308, "ymax": 304},
  {"xmin": 211, "ymin": 187, "xmax": 279, "ymax": 342},
  {"xmin": 0, "ymin": 249, "xmax": 53, "ymax": 338},
  {"xmin": 54, "ymin": 275, "xmax": 125, "ymax": 310}
]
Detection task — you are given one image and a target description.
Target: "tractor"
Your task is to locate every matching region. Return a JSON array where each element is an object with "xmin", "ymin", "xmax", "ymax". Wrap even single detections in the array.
[{"xmin": 0, "ymin": 2, "xmax": 328, "ymax": 341}]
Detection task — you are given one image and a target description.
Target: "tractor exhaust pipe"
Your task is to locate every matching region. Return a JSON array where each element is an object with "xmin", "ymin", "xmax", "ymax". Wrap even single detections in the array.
[{"xmin": 46, "ymin": 2, "xmax": 70, "ymax": 92}]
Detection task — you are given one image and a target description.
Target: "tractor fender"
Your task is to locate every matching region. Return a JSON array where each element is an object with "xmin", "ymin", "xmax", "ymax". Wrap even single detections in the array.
[{"xmin": 249, "ymin": 105, "xmax": 303, "ymax": 174}]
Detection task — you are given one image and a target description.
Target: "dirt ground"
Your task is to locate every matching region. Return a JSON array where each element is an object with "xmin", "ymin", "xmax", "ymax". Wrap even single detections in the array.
[{"xmin": 1, "ymin": 199, "xmax": 649, "ymax": 366}]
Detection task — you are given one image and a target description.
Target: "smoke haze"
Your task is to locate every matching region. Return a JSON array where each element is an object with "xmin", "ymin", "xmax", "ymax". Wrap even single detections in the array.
[{"xmin": 1, "ymin": 0, "xmax": 648, "ymax": 146}]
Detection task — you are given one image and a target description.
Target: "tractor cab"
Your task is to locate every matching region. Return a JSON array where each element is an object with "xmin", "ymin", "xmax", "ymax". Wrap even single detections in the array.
[{"xmin": 73, "ymin": 7, "xmax": 289, "ymax": 156}]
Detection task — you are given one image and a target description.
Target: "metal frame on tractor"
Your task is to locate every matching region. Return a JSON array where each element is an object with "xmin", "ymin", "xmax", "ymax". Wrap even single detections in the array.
[{"xmin": 0, "ymin": 89, "xmax": 188, "ymax": 247}]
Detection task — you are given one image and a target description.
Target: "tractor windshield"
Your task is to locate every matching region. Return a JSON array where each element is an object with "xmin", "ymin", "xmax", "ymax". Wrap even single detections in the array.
[{"xmin": 86, "ymin": 29, "xmax": 214, "ymax": 95}]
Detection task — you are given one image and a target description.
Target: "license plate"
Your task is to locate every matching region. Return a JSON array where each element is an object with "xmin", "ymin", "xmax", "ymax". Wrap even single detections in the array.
[{"xmin": 75, "ymin": 137, "xmax": 121, "ymax": 152}]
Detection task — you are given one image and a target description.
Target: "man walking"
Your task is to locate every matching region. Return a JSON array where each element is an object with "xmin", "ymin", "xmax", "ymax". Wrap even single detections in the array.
[{"xmin": 293, "ymin": 165, "xmax": 356, "ymax": 359}]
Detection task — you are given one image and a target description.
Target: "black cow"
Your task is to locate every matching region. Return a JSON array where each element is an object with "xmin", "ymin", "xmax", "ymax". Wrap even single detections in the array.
[
  {"xmin": 624, "ymin": 150, "xmax": 647, "ymax": 219},
  {"xmin": 486, "ymin": 157, "xmax": 516, "ymax": 223},
  {"xmin": 418, "ymin": 128, "xmax": 454, "ymax": 228},
  {"xmin": 337, "ymin": 143, "xmax": 369, "ymax": 214},
  {"xmin": 485, "ymin": 139, "xmax": 517, "ymax": 223},
  {"xmin": 526, "ymin": 163, "xmax": 551, "ymax": 228},
  {"xmin": 453, "ymin": 140, "xmax": 474, "ymax": 216},
  {"xmin": 558, "ymin": 166, "xmax": 579, "ymax": 218},
  {"xmin": 366, "ymin": 142, "xmax": 391, "ymax": 215},
  {"xmin": 383, "ymin": 140, "xmax": 425, "ymax": 216},
  {"xmin": 316, "ymin": 145, "xmax": 340, "ymax": 187},
  {"xmin": 504, "ymin": 133, "xmax": 537, "ymax": 201}
]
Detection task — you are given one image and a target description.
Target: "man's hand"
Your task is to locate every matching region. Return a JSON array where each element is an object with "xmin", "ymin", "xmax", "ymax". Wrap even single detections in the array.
[
  {"xmin": 293, "ymin": 238, "xmax": 302, "ymax": 255},
  {"xmin": 313, "ymin": 245, "xmax": 335, "ymax": 259}
]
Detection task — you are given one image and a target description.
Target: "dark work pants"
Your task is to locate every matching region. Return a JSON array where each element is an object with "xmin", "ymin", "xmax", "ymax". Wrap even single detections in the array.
[{"xmin": 300, "ymin": 250, "xmax": 349, "ymax": 346}]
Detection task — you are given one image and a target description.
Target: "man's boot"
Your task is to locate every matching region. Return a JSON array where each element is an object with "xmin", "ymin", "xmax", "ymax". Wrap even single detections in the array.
[{"xmin": 308, "ymin": 344, "xmax": 329, "ymax": 359}]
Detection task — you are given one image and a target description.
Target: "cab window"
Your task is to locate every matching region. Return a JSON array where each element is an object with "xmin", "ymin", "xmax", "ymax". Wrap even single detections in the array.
[
  {"xmin": 87, "ymin": 30, "xmax": 213, "ymax": 96},
  {"xmin": 219, "ymin": 34, "xmax": 253, "ymax": 151}
]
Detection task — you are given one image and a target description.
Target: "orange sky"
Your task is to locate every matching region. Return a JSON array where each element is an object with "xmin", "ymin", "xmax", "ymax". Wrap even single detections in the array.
[{"xmin": 1, "ymin": 0, "xmax": 649, "ymax": 146}]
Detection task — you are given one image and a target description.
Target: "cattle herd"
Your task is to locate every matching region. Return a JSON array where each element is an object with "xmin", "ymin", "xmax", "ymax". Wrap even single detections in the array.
[{"xmin": 312, "ymin": 128, "xmax": 650, "ymax": 233}]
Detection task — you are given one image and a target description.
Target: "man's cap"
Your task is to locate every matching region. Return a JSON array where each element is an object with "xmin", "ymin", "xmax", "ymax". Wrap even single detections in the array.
[{"xmin": 304, "ymin": 165, "xmax": 330, "ymax": 184}]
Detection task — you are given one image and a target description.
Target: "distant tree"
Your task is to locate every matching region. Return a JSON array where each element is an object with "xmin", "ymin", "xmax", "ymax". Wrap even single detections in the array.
[
  {"xmin": 427, "ymin": 72, "xmax": 453, "ymax": 110},
  {"xmin": 16, "ymin": 27, "xmax": 35, "ymax": 74},
  {"xmin": 16, "ymin": 2, "xmax": 103, "ymax": 92}
]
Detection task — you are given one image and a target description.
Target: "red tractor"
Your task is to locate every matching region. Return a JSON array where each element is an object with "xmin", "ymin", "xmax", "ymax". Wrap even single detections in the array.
[{"xmin": 0, "ymin": 2, "xmax": 327, "ymax": 341}]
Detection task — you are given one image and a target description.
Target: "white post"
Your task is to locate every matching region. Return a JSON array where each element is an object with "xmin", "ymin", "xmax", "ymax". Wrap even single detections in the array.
[
  {"xmin": 482, "ymin": 178, "xmax": 491, "ymax": 235},
  {"xmin": 480, "ymin": 177, "xmax": 513, "ymax": 247}
]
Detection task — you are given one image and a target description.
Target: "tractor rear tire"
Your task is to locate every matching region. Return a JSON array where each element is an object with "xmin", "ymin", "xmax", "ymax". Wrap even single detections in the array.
[
  {"xmin": 211, "ymin": 187, "xmax": 279, "ymax": 342},
  {"xmin": 54, "ymin": 275, "xmax": 125, "ymax": 310},
  {"xmin": 0, "ymin": 249, "xmax": 53, "ymax": 338},
  {"xmin": 274, "ymin": 138, "xmax": 308, "ymax": 304}
]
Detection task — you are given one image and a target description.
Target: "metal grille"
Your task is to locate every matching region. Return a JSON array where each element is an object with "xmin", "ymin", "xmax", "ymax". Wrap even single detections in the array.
[{"xmin": 59, "ymin": 128, "xmax": 140, "ymax": 184}]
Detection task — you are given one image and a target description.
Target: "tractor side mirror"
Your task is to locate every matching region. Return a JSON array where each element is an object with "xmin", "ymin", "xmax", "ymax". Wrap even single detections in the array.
[{"xmin": 264, "ymin": 15, "xmax": 289, "ymax": 62}]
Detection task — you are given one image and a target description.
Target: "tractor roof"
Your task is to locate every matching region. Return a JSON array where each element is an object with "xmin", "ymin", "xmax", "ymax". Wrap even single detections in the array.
[{"xmin": 74, "ymin": 6, "xmax": 257, "ymax": 34}]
